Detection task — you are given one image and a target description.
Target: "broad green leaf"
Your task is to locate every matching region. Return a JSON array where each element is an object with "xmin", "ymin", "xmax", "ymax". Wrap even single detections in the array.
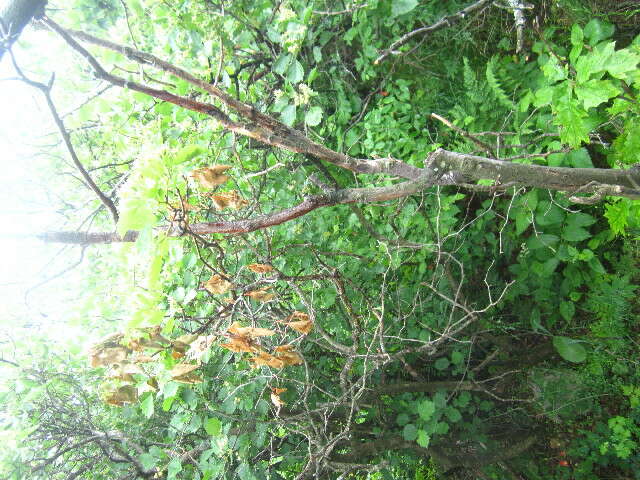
[
  {"xmin": 205, "ymin": 417, "xmax": 222, "ymax": 436},
  {"xmin": 139, "ymin": 453, "xmax": 157, "ymax": 471},
  {"xmin": 553, "ymin": 336, "xmax": 587, "ymax": 363},
  {"xmin": 559, "ymin": 301, "xmax": 575, "ymax": 322},
  {"xmin": 173, "ymin": 144, "xmax": 204, "ymax": 165},
  {"xmin": 605, "ymin": 200, "xmax": 630, "ymax": 236},
  {"xmin": 570, "ymin": 24, "xmax": 583, "ymax": 47},
  {"xmin": 583, "ymin": 19, "xmax": 614, "ymax": 45},
  {"xmin": 562, "ymin": 224, "xmax": 591, "ymax": 242},
  {"xmin": 391, "ymin": 0, "xmax": 418, "ymax": 18},
  {"xmin": 167, "ymin": 458, "xmax": 182, "ymax": 480},
  {"xmin": 287, "ymin": 60, "xmax": 304, "ymax": 83},
  {"xmin": 605, "ymin": 48, "xmax": 640, "ymax": 79},
  {"xmin": 434, "ymin": 357, "xmax": 450, "ymax": 371},
  {"xmin": 402, "ymin": 423, "xmax": 418, "ymax": 441},
  {"xmin": 305, "ymin": 106, "xmax": 323, "ymax": 126},
  {"xmin": 141, "ymin": 394, "xmax": 154, "ymax": 419},
  {"xmin": 417, "ymin": 429, "xmax": 431, "ymax": 448},
  {"xmin": 280, "ymin": 104, "xmax": 297, "ymax": 126},
  {"xmin": 445, "ymin": 407, "xmax": 462, "ymax": 423},
  {"xmin": 574, "ymin": 79, "xmax": 620, "ymax": 109},
  {"xmin": 555, "ymin": 99, "xmax": 591, "ymax": 147},
  {"xmin": 418, "ymin": 399, "xmax": 436, "ymax": 421},
  {"xmin": 396, "ymin": 413, "xmax": 410, "ymax": 426},
  {"xmin": 273, "ymin": 54, "xmax": 292, "ymax": 75}
]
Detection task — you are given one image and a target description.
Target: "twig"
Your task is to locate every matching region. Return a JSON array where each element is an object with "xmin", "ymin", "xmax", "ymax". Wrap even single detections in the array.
[
  {"xmin": 431, "ymin": 112, "xmax": 495, "ymax": 156},
  {"xmin": 375, "ymin": 0, "xmax": 495, "ymax": 64}
]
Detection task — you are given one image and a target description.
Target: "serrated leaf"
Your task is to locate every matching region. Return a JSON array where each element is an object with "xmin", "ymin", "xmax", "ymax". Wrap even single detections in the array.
[
  {"xmin": 286, "ymin": 60, "xmax": 304, "ymax": 83},
  {"xmin": 281, "ymin": 104, "xmax": 297, "ymax": 126},
  {"xmin": 553, "ymin": 336, "xmax": 587, "ymax": 363},
  {"xmin": 402, "ymin": 423, "xmax": 418, "ymax": 441},
  {"xmin": 605, "ymin": 48, "xmax": 640, "ymax": 79},
  {"xmin": 273, "ymin": 54, "xmax": 292, "ymax": 75},
  {"xmin": 417, "ymin": 429, "xmax": 430, "ymax": 448},
  {"xmin": 305, "ymin": 106, "xmax": 323, "ymax": 126},
  {"xmin": 583, "ymin": 19, "xmax": 614, "ymax": 45},
  {"xmin": 391, "ymin": 0, "xmax": 418, "ymax": 18},
  {"xmin": 418, "ymin": 399, "xmax": 436, "ymax": 421},
  {"xmin": 562, "ymin": 224, "xmax": 591, "ymax": 242},
  {"xmin": 139, "ymin": 453, "xmax": 157, "ymax": 471},
  {"xmin": 575, "ymin": 79, "xmax": 620, "ymax": 109},
  {"xmin": 445, "ymin": 407, "xmax": 462, "ymax": 423},
  {"xmin": 205, "ymin": 417, "xmax": 222, "ymax": 436},
  {"xmin": 140, "ymin": 394, "xmax": 154, "ymax": 418},
  {"xmin": 570, "ymin": 24, "xmax": 584, "ymax": 47}
]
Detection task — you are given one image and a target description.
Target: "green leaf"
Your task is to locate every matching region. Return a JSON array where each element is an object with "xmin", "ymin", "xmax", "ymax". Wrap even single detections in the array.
[
  {"xmin": 139, "ymin": 453, "xmax": 157, "ymax": 471},
  {"xmin": 286, "ymin": 60, "xmax": 304, "ymax": 83},
  {"xmin": 280, "ymin": 104, "xmax": 297, "ymax": 126},
  {"xmin": 553, "ymin": 336, "xmax": 587, "ymax": 363},
  {"xmin": 451, "ymin": 350, "xmax": 465, "ymax": 366},
  {"xmin": 562, "ymin": 224, "xmax": 591, "ymax": 242},
  {"xmin": 555, "ymin": 98, "xmax": 591, "ymax": 147},
  {"xmin": 604, "ymin": 199, "xmax": 630, "ymax": 236},
  {"xmin": 434, "ymin": 358, "xmax": 450, "ymax": 371},
  {"xmin": 167, "ymin": 458, "xmax": 182, "ymax": 480},
  {"xmin": 141, "ymin": 394, "xmax": 154, "ymax": 419},
  {"xmin": 391, "ymin": 0, "xmax": 418, "ymax": 18},
  {"xmin": 305, "ymin": 106, "xmax": 323, "ymax": 126},
  {"xmin": 445, "ymin": 407, "xmax": 462, "ymax": 423},
  {"xmin": 173, "ymin": 144, "xmax": 204, "ymax": 165},
  {"xmin": 605, "ymin": 48, "xmax": 640, "ymax": 79},
  {"xmin": 205, "ymin": 417, "xmax": 222, "ymax": 436},
  {"xmin": 583, "ymin": 19, "xmax": 615, "ymax": 45},
  {"xmin": 402, "ymin": 423, "xmax": 418, "ymax": 441},
  {"xmin": 396, "ymin": 413, "xmax": 410, "ymax": 426},
  {"xmin": 418, "ymin": 399, "xmax": 436, "ymax": 421},
  {"xmin": 273, "ymin": 54, "xmax": 292, "ymax": 75},
  {"xmin": 417, "ymin": 430, "xmax": 431, "ymax": 448},
  {"xmin": 570, "ymin": 24, "xmax": 584, "ymax": 47},
  {"xmin": 574, "ymin": 79, "xmax": 620, "ymax": 109},
  {"xmin": 559, "ymin": 301, "xmax": 575, "ymax": 322}
]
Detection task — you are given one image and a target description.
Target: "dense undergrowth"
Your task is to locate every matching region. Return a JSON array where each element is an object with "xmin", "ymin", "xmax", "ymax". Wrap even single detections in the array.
[{"xmin": 1, "ymin": 1, "xmax": 639, "ymax": 479}]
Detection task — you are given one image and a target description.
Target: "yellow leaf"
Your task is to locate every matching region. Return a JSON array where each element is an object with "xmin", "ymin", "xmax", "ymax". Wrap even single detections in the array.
[
  {"xmin": 208, "ymin": 190, "xmax": 249, "ymax": 210},
  {"xmin": 228, "ymin": 321, "xmax": 275, "ymax": 338},
  {"xmin": 245, "ymin": 288, "xmax": 275, "ymax": 302},
  {"xmin": 204, "ymin": 274, "xmax": 232, "ymax": 295},
  {"xmin": 170, "ymin": 363, "xmax": 200, "ymax": 378},
  {"xmin": 191, "ymin": 165, "xmax": 232, "ymax": 188},
  {"xmin": 247, "ymin": 263, "xmax": 274, "ymax": 273}
]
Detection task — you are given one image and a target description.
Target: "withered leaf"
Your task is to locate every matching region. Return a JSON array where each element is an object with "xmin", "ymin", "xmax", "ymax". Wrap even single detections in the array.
[
  {"xmin": 244, "ymin": 288, "xmax": 275, "ymax": 303},
  {"xmin": 247, "ymin": 263, "xmax": 274, "ymax": 273},
  {"xmin": 170, "ymin": 363, "xmax": 200, "ymax": 378},
  {"xmin": 228, "ymin": 321, "xmax": 275, "ymax": 338},
  {"xmin": 191, "ymin": 165, "xmax": 232, "ymax": 189},
  {"xmin": 173, "ymin": 372, "xmax": 203, "ymax": 384},
  {"xmin": 275, "ymin": 348, "xmax": 304, "ymax": 366},
  {"xmin": 132, "ymin": 355, "xmax": 155, "ymax": 363},
  {"xmin": 89, "ymin": 345, "xmax": 130, "ymax": 368},
  {"xmin": 187, "ymin": 335, "xmax": 216, "ymax": 360},
  {"xmin": 209, "ymin": 190, "xmax": 249, "ymax": 210},
  {"xmin": 271, "ymin": 387, "xmax": 287, "ymax": 408},
  {"xmin": 204, "ymin": 274, "xmax": 232, "ymax": 295},
  {"xmin": 280, "ymin": 311, "xmax": 313, "ymax": 335},
  {"xmin": 249, "ymin": 352, "xmax": 285, "ymax": 369},
  {"xmin": 102, "ymin": 385, "xmax": 138, "ymax": 406},
  {"xmin": 219, "ymin": 336, "xmax": 262, "ymax": 353}
]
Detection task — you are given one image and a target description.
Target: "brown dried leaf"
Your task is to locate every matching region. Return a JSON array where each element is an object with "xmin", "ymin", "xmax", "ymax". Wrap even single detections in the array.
[
  {"xmin": 227, "ymin": 321, "xmax": 275, "ymax": 338},
  {"xmin": 173, "ymin": 372, "xmax": 203, "ymax": 384},
  {"xmin": 132, "ymin": 355, "xmax": 155, "ymax": 363},
  {"xmin": 285, "ymin": 320, "xmax": 313, "ymax": 335},
  {"xmin": 102, "ymin": 385, "xmax": 138, "ymax": 406},
  {"xmin": 89, "ymin": 346, "xmax": 130, "ymax": 368},
  {"xmin": 219, "ymin": 336, "xmax": 261, "ymax": 353},
  {"xmin": 191, "ymin": 165, "xmax": 232, "ymax": 188},
  {"xmin": 209, "ymin": 190, "xmax": 249, "ymax": 210},
  {"xmin": 247, "ymin": 263, "xmax": 274, "ymax": 273},
  {"xmin": 271, "ymin": 387, "xmax": 287, "ymax": 408},
  {"xmin": 170, "ymin": 363, "xmax": 200, "ymax": 378},
  {"xmin": 274, "ymin": 344, "xmax": 295, "ymax": 353},
  {"xmin": 204, "ymin": 274, "xmax": 232, "ymax": 295},
  {"xmin": 249, "ymin": 352, "xmax": 285, "ymax": 369},
  {"xmin": 275, "ymin": 349, "xmax": 304, "ymax": 366},
  {"xmin": 187, "ymin": 335, "xmax": 217, "ymax": 361},
  {"xmin": 244, "ymin": 288, "xmax": 275, "ymax": 303}
]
